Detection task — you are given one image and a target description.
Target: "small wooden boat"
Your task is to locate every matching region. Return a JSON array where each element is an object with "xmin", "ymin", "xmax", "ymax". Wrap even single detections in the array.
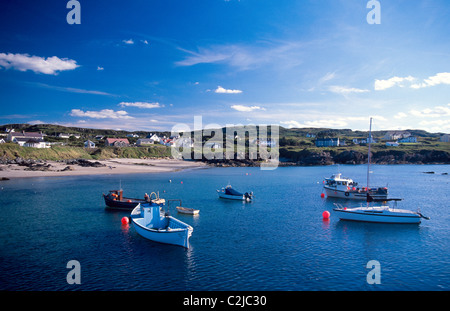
[
  {"xmin": 176, "ymin": 206, "xmax": 199, "ymax": 215},
  {"xmin": 130, "ymin": 203, "xmax": 193, "ymax": 248},
  {"xmin": 217, "ymin": 185, "xmax": 253, "ymax": 202},
  {"xmin": 103, "ymin": 190, "xmax": 165, "ymax": 210}
]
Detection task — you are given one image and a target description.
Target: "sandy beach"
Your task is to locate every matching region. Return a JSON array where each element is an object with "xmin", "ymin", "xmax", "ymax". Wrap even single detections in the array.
[{"xmin": 0, "ymin": 158, "xmax": 209, "ymax": 179}]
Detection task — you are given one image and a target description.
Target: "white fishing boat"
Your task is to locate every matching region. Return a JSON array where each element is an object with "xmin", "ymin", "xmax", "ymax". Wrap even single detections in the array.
[
  {"xmin": 331, "ymin": 118, "xmax": 429, "ymax": 224},
  {"xmin": 333, "ymin": 199, "xmax": 429, "ymax": 224},
  {"xmin": 323, "ymin": 173, "xmax": 388, "ymax": 200},
  {"xmin": 130, "ymin": 203, "xmax": 193, "ymax": 248},
  {"xmin": 176, "ymin": 206, "xmax": 200, "ymax": 215},
  {"xmin": 217, "ymin": 185, "xmax": 253, "ymax": 201}
]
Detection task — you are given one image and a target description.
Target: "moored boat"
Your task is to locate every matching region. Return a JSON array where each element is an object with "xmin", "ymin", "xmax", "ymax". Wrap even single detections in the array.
[
  {"xmin": 217, "ymin": 185, "xmax": 253, "ymax": 201},
  {"xmin": 176, "ymin": 206, "xmax": 200, "ymax": 215},
  {"xmin": 130, "ymin": 203, "xmax": 193, "ymax": 248},
  {"xmin": 333, "ymin": 199, "xmax": 429, "ymax": 224},
  {"xmin": 331, "ymin": 118, "xmax": 429, "ymax": 224},
  {"xmin": 103, "ymin": 190, "xmax": 165, "ymax": 210},
  {"xmin": 323, "ymin": 173, "xmax": 388, "ymax": 200}
]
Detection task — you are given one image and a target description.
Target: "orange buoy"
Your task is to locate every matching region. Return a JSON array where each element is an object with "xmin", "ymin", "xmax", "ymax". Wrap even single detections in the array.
[
  {"xmin": 127, "ymin": 199, "xmax": 132, "ymax": 203},
  {"xmin": 121, "ymin": 217, "xmax": 129, "ymax": 225},
  {"xmin": 322, "ymin": 211, "xmax": 330, "ymax": 220},
  {"xmin": 320, "ymin": 193, "xmax": 325, "ymax": 198}
]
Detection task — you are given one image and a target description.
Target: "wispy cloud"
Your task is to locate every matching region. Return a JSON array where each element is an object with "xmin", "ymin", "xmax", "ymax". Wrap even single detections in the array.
[
  {"xmin": 215, "ymin": 86, "xmax": 243, "ymax": 94},
  {"xmin": 118, "ymin": 102, "xmax": 163, "ymax": 109},
  {"xmin": 0, "ymin": 52, "xmax": 78, "ymax": 75},
  {"xmin": 32, "ymin": 82, "xmax": 115, "ymax": 96},
  {"xmin": 230, "ymin": 104, "xmax": 265, "ymax": 112},
  {"xmin": 122, "ymin": 39, "xmax": 134, "ymax": 45},
  {"xmin": 70, "ymin": 109, "xmax": 134, "ymax": 119},
  {"xmin": 329, "ymin": 85, "xmax": 369, "ymax": 94},
  {"xmin": 410, "ymin": 72, "xmax": 450, "ymax": 89},
  {"xmin": 97, "ymin": 66, "xmax": 104, "ymax": 71},
  {"xmin": 175, "ymin": 41, "xmax": 303, "ymax": 71}
]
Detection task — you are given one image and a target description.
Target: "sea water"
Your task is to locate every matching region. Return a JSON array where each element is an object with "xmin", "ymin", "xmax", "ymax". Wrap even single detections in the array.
[{"xmin": 0, "ymin": 164, "xmax": 448, "ymax": 290}]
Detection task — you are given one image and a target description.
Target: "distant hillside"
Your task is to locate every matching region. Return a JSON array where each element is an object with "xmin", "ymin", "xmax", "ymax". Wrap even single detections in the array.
[{"xmin": 1, "ymin": 123, "xmax": 448, "ymax": 164}]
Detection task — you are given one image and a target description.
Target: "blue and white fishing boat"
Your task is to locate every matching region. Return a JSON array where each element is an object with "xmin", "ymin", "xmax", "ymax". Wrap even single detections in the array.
[
  {"xmin": 217, "ymin": 185, "xmax": 253, "ymax": 201},
  {"xmin": 130, "ymin": 202, "xmax": 193, "ymax": 248}
]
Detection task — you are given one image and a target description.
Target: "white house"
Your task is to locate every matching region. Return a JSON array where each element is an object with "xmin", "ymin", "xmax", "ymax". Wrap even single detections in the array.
[
  {"xmin": 58, "ymin": 133, "xmax": 70, "ymax": 139},
  {"xmin": 7, "ymin": 131, "xmax": 43, "ymax": 142},
  {"xmin": 137, "ymin": 138, "xmax": 155, "ymax": 146},
  {"xmin": 84, "ymin": 140, "xmax": 96, "ymax": 148},
  {"xmin": 386, "ymin": 141, "xmax": 399, "ymax": 147},
  {"xmin": 383, "ymin": 131, "xmax": 410, "ymax": 140},
  {"xmin": 174, "ymin": 137, "xmax": 194, "ymax": 148},
  {"xmin": 146, "ymin": 133, "xmax": 161, "ymax": 142},
  {"xmin": 127, "ymin": 133, "xmax": 140, "ymax": 138}
]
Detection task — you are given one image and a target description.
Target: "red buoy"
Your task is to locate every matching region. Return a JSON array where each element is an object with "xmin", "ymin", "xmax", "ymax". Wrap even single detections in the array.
[
  {"xmin": 320, "ymin": 193, "xmax": 325, "ymax": 198},
  {"xmin": 322, "ymin": 211, "xmax": 330, "ymax": 220},
  {"xmin": 121, "ymin": 217, "xmax": 129, "ymax": 225}
]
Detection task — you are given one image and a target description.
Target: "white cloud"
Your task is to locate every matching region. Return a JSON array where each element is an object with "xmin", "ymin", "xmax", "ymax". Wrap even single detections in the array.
[
  {"xmin": 123, "ymin": 39, "xmax": 134, "ymax": 45},
  {"xmin": 118, "ymin": 102, "xmax": 163, "ymax": 109},
  {"xmin": 394, "ymin": 112, "xmax": 408, "ymax": 119},
  {"xmin": 230, "ymin": 104, "xmax": 265, "ymax": 112},
  {"xmin": 0, "ymin": 52, "xmax": 79, "ymax": 74},
  {"xmin": 410, "ymin": 72, "xmax": 450, "ymax": 89},
  {"xmin": 70, "ymin": 109, "xmax": 134, "ymax": 119},
  {"xmin": 329, "ymin": 86, "xmax": 369, "ymax": 94},
  {"xmin": 215, "ymin": 86, "xmax": 243, "ymax": 94},
  {"xmin": 280, "ymin": 120, "xmax": 303, "ymax": 128},
  {"xmin": 141, "ymin": 40, "xmax": 149, "ymax": 45},
  {"xmin": 27, "ymin": 120, "xmax": 45, "ymax": 125},
  {"xmin": 97, "ymin": 66, "xmax": 104, "ymax": 71},
  {"xmin": 374, "ymin": 76, "xmax": 415, "ymax": 90},
  {"xmin": 409, "ymin": 103, "xmax": 450, "ymax": 117}
]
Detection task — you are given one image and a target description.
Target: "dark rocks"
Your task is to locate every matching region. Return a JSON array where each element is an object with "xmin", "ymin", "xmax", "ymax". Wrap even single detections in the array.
[{"xmin": 64, "ymin": 159, "xmax": 106, "ymax": 167}]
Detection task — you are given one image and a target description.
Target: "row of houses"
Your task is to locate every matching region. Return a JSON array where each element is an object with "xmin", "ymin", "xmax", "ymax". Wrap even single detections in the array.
[{"xmin": 315, "ymin": 136, "xmax": 419, "ymax": 147}]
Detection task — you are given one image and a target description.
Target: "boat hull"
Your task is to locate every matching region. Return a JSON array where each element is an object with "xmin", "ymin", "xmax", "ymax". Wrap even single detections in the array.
[
  {"xmin": 176, "ymin": 206, "xmax": 199, "ymax": 215},
  {"xmin": 130, "ymin": 206, "xmax": 193, "ymax": 248},
  {"xmin": 218, "ymin": 192, "xmax": 249, "ymax": 201},
  {"xmin": 104, "ymin": 194, "xmax": 144, "ymax": 210},
  {"xmin": 333, "ymin": 207, "xmax": 421, "ymax": 224},
  {"xmin": 324, "ymin": 187, "xmax": 388, "ymax": 200}
]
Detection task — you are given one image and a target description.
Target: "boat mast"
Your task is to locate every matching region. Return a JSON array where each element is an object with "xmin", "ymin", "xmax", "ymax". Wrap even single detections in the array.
[{"xmin": 366, "ymin": 117, "xmax": 373, "ymax": 196}]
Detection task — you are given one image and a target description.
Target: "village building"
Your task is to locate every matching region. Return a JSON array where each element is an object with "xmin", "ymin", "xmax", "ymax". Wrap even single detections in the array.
[
  {"xmin": 383, "ymin": 131, "xmax": 411, "ymax": 140},
  {"xmin": 136, "ymin": 138, "xmax": 155, "ymax": 146},
  {"xmin": 315, "ymin": 137, "xmax": 341, "ymax": 147},
  {"xmin": 105, "ymin": 138, "xmax": 130, "ymax": 147},
  {"xmin": 84, "ymin": 140, "xmax": 96, "ymax": 148}
]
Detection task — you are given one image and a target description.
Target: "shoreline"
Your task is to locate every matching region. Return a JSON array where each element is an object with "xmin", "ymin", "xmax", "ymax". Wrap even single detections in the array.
[{"xmin": 0, "ymin": 158, "xmax": 209, "ymax": 179}]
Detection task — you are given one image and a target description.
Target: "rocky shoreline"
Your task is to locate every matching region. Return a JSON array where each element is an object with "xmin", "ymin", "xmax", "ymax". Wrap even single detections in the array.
[{"xmin": 202, "ymin": 149, "xmax": 450, "ymax": 167}]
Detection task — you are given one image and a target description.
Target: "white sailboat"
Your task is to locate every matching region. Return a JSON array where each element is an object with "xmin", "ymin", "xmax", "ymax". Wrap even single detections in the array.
[{"xmin": 332, "ymin": 118, "xmax": 429, "ymax": 224}]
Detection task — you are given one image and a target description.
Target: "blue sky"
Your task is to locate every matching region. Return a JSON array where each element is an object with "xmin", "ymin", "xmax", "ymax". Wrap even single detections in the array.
[{"xmin": 0, "ymin": 0, "xmax": 449, "ymax": 132}]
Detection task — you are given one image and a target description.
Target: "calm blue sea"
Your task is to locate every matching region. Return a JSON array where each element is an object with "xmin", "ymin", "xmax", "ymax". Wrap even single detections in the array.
[{"xmin": 0, "ymin": 164, "xmax": 448, "ymax": 291}]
